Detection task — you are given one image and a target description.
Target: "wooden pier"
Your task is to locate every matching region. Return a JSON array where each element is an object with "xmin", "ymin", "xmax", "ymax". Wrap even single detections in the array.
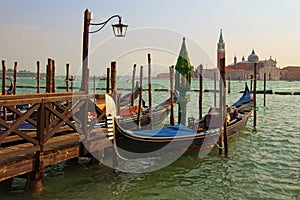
[{"xmin": 0, "ymin": 92, "xmax": 112, "ymax": 192}]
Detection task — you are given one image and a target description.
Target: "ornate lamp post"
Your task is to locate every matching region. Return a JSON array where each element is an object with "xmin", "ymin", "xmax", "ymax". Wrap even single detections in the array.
[{"xmin": 81, "ymin": 9, "xmax": 128, "ymax": 93}]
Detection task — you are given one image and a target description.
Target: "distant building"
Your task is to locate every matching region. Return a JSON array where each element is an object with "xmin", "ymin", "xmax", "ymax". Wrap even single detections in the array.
[
  {"xmin": 280, "ymin": 66, "xmax": 300, "ymax": 81},
  {"xmin": 215, "ymin": 30, "xmax": 280, "ymax": 80},
  {"xmin": 156, "ymin": 72, "xmax": 170, "ymax": 79},
  {"xmin": 226, "ymin": 50, "xmax": 280, "ymax": 80}
]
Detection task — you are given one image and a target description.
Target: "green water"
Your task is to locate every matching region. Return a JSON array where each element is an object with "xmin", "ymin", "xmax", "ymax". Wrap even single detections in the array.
[{"xmin": 0, "ymin": 79, "xmax": 299, "ymax": 199}]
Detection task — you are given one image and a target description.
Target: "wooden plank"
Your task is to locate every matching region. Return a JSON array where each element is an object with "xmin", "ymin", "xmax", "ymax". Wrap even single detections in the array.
[
  {"xmin": 43, "ymin": 145, "xmax": 80, "ymax": 167},
  {"xmin": 0, "ymin": 157, "xmax": 35, "ymax": 181}
]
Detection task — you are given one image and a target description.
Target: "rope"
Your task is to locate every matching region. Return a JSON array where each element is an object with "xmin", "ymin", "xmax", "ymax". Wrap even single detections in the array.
[{"xmin": 216, "ymin": 141, "xmax": 224, "ymax": 149}]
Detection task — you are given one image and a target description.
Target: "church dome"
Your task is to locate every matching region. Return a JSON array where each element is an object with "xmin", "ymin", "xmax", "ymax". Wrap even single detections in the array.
[{"xmin": 247, "ymin": 50, "xmax": 259, "ymax": 62}]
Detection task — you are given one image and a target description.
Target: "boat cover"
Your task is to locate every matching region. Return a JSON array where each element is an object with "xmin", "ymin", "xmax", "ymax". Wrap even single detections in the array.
[
  {"xmin": 131, "ymin": 124, "xmax": 201, "ymax": 137},
  {"xmin": 232, "ymin": 83, "xmax": 252, "ymax": 107}
]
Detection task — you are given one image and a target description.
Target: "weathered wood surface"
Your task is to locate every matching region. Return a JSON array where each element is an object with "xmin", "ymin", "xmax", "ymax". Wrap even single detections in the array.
[{"xmin": 0, "ymin": 92, "xmax": 110, "ymax": 182}]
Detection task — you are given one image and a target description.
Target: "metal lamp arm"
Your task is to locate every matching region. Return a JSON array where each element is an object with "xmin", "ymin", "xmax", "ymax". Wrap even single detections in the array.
[{"xmin": 89, "ymin": 15, "xmax": 122, "ymax": 34}]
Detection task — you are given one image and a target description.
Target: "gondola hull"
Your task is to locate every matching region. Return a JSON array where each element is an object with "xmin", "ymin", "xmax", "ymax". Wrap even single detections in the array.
[{"xmin": 114, "ymin": 111, "xmax": 251, "ymax": 159}]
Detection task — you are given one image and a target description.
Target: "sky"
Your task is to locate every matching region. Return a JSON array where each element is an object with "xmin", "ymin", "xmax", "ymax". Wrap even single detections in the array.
[{"xmin": 1, "ymin": 0, "xmax": 300, "ymax": 76}]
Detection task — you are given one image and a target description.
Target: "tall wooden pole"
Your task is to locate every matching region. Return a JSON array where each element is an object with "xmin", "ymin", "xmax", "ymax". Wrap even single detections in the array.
[
  {"xmin": 148, "ymin": 54, "xmax": 152, "ymax": 109},
  {"xmin": 220, "ymin": 58, "xmax": 228, "ymax": 156},
  {"xmin": 214, "ymin": 71, "xmax": 217, "ymax": 107},
  {"xmin": 263, "ymin": 73, "xmax": 266, "ymax": 107},
  {"xmin": 170, "ymin": 66, "xmax": 175, "ymax": 126},
  {"xmin": 253, "ymin": 62, "xmax": 257, "ymax": 128},
  {"xmin": 137, "ymin": 66, "xmax": 143, "ymax": 129},
  {"xmin": 51, "ymin": 59, "xmax": 55, "ymax": 93},
  {"xmin": 131, "ymin": 64, "xmax": 136, "ymax": 106},
  {"xmin": 81, "ymin": 9, "xmax": 91, "ymax": 93},
  {"xmin": 93, "ymin": 75, "xmax": 96, "ymax": 95},
  {"xmin": 111, "ymin": 61, "xmax": 117, "ymax": 94},
  {"xmin": 228, "ymin": 76, "xmax": 231, "ymax": 94},
  {"xmin": 199, "ymin": 65, "xmax": 203, "ymax": 120},
  {"xmin": 2, "ymin": 60, "xmax": 6, "ymax": 95},
  {"xmin": 106, "ymin": 67, "xmax": 110, "ymax": 94},
  {"xmin": 66, "ymin": 63, "xmax": 70, "ymax": 92},
  {"xmin": 13, "ymin": 62, "xmax": 17, "ymax": 95},
  {"xmin": 2, "ymin": 60, "xmax": 6, "ymax": 120},
  {"xmin": 250, "ymin": 75, "xmax": 253, "ymax": 93},
  {"xmin": 37, "ymin": 61, "xmax": 40, "ymax": 93},
  {"xmin": 46, "ymin": 58, "xmax": 53, "ymax": 93}
]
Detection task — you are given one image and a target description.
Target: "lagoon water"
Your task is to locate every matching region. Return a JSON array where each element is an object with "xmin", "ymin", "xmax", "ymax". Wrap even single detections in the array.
[{"xmin": 0, "ymin": 78, "xmax": 299, "ymax": 199}]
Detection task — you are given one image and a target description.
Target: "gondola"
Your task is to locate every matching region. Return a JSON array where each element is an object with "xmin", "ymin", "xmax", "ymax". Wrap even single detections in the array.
[
  {"xmin": 118, "ymin": 91, "xmax": 179, "ymax": 131},
  {"xmin": 113, "ymin": 84, "xmax": 252, "ymax": 159}
]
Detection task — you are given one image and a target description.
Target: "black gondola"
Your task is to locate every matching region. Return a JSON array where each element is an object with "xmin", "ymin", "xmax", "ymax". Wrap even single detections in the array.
[{"xmin": 113, "ymin": 84, "xmax": 253, "ymax": 159}]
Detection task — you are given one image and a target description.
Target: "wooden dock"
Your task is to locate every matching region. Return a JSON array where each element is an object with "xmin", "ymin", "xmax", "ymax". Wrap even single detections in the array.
[{"xmin": 0, "ymin": 92, "xmax": 112, "ymax": 192}]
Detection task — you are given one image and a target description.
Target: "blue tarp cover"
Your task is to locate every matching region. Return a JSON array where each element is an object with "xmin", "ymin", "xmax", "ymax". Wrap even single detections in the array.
[
  {"xmin": 132, "ymin": 124, "xmax": 199, "ymax": 137},
  {"xmin": 232, "ymin": 84, "xmax": 252, "ymax": 107}
]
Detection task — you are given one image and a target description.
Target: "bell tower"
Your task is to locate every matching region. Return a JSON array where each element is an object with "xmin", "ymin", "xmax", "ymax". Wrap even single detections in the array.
[{"xmin": 217, "ymin": 29, "xmax": 225, "ymax": 69}]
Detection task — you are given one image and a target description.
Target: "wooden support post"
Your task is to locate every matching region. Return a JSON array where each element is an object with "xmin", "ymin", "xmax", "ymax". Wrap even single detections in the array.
[
  {"xmin": 214, "ymin": 71, "xmax": 217, "ymax": 107},
  {"xmin": 2, "ymin": 60, "xmax": 6, "ymax": 95},
  {"xmin": 66, "ymin": 63, "xmax": 70, "ymax": 92},
  {"xmin": 228, "ymin": 76, "xmax": 231, "ymax": 94},
  {"xmin": 26, "ymin": 98, "xmax": 45, "ymax": 192},
  {"xmin": 26, "ymin": 150, "xmax": 44, "ymax": 193},
  {"xmin": 106, "ymin": 67, "xmax": 110, "ymax": 94},
  {"xmin": 199, "ymin": 65, "xmax": 203, "ymax": 120},
  {"xmin": 36, "ymin": 61, "xmax": 40, "ymax": 93},
  {"xmin": 131, "ymin": 64, "xmax": 136, "ymax": 106},
  {"xmin": 264, "ymin": 73, "xmax": 266, "ymax": 107},
  {"xmin": 13, "ymin": 62, "xmax": 17, "ymax": 95},
  {"xmin": 253, "ymin": 63, "xmax": 257, "ymax": 128},
  {"xmin": 137, "ymin": 66, "xmax": 143, "ymax": 129},
  {"xmin": 170, "ymin": 66, "xmax": 175, "ymax": 126},
  {"xmin": 220, "ymin": 58, "xmax": 228, "ymax": 156}
]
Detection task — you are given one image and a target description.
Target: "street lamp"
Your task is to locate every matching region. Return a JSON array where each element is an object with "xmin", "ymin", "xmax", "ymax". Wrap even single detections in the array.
[{"xmin": 81, "ymin": 9, "xmax": 128, "ymax": 93}]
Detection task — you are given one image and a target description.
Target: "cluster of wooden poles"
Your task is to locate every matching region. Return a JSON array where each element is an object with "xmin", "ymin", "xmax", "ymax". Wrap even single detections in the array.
[
  {"xmin": 1, "ymin": 59, "xmax": 74, "ymax": 95},
  {"xmin": 104, "ymin": 54, "xmax": 177, "ymax": 130}
]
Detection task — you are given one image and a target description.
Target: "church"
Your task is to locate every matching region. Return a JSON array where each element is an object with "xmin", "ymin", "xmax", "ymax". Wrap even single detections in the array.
[{"xmin": 217, "ymin": 30, "xmax": 280, "ymax": 80}]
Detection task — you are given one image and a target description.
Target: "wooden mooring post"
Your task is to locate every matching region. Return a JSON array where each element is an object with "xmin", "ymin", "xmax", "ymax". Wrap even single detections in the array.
[
  {"xmin": 199, "ymin": 65, "xmax": 203, "ymax": 120},
  {"xmin": 214, "ymin": 71, "xmax": 217, "ymax": 107},
  {"xmin": 137, "ymin": 66, "xmax": 143, "ymax": 129},
  {"xmin": 131, "ymin": 64, "xmax": 136, "ymax": 106},
  {"xmin": 13, "ymin": 62, "xmax": 17, "ymax": 94},
  {"xmin": 66, "ymin": 63, "xmax": 70, "ymax": 92},
  {"xmin": 51, "ymin": 59, "xmax": 55, "ymax": 93},
  {"xmin": 220, "ymin": 57, "xmax": 228, "ymax": 156},
  {"xmin": 36, "ymin": 61, "xmax": 40, "ymax": 93},
  {"xmin": 2, "ymin": 60, "xmax": 7, "ymax": 121},
  {"xmin": 148, "ymin": 54, "xmax": 152, "ymax": 109},
  {"xmin": 250, "ymin": 75, "xmax": 253, "ymax": 93},
  {"xmin": 228, "ymin": 76, "xmax": 231, "ymax": 94},
  {"xmin": 2, "ymin": 60, "xmax": 6, "ymax": 96},
  {"xmin": 170, "ymin": 66, "xmax": 175, "ymax": 126},
  {"xmin": 264, "ymin": 73, "xmax": 266, "ymax": 107},
  {"xmin": 253, "ymin": 63, "xmax": 257, "ymax": 128},
  {"xmin": 106, "ymin": 67, "xmax": 110, "ymax": 94},
  {"xmin": 148, "ymin": 54, "xmax": 153, "ymax": 129}
]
